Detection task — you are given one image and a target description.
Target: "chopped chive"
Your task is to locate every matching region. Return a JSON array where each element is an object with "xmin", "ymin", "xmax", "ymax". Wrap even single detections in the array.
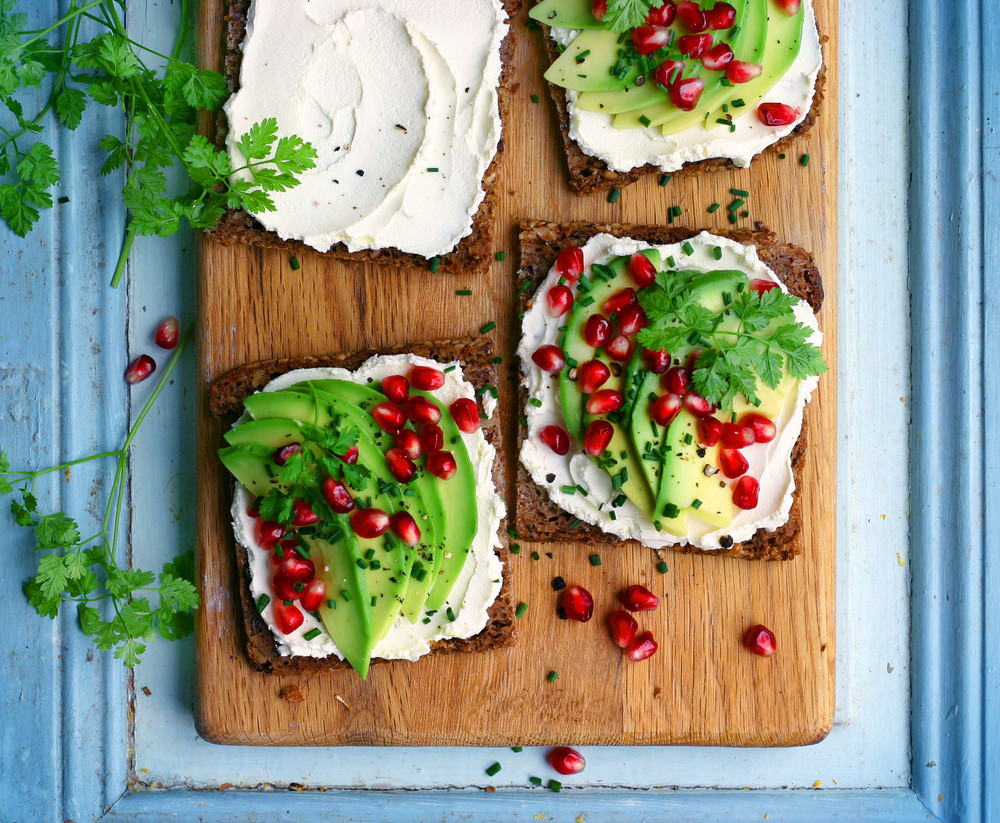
[
  {"xmin": 560, "ymin": 485, "xmax": 578, "ymax": 495},
  {"xmin": 529, "ymin": 397, "xmax": 543, "ymax": 407},
  {"xmin": 256, "ymin": 594, "xmax": 270, "ymax": 612},
  {"xmin": 495, "ymin": 251, "xmax": 506, "ymax": 261},
  {"xmin": 480, "ymin": 321, "xmax": 497, "ymax": 334},
  {"xmin": 508, "ymin": 526, "xmax": 520, "ymax": 538},
  {"xmin": 712, "ymin": 246, "xmax": 723, "ymax": 260},
  {"xmin": 657, "ymin": 561, "xmax": 669, "ymax": 574},
  {"xmin": 511, "ymin": 746, "xmax": 523, "ymax": 753},
  {"xmin": 355, "ymin": 558, "xmax": 368, "ymax": 569},
  {"xmin": 486, "ymin": 762, "xmax": 502, "ymax": 777},
  {"xmin": 707, "ymin": 203, "xmax": 721, "ymax": 213},
  {"xmin": 569, "ymin": 518, "xmax": 582, "ymax": 529},
  {"xmin": 444, "ymin": 364, "xmax": 457, "ymax": 372},
  {"xmin": 778, "ymin": 152, "xmax": 787, "ymax": 159},
  {"xmin": 728, "ymin": 198, "xmax": 745, "ymax": 212},
  {"xmin": 447, "ymin": 606, "xmax": 457, "ymax": 622},
  {"xmin": 692, "ymin": 498, "xmax": 703, "ymax": 509},
  {"xmin": 303, "ymin": 628, "xmax": 321, "ymax": 641},
  {"xmin": 510, "ymin": 542, "xmax": 521, "ymax": 554},
  {"xmin": 429, "ymin": 256, "xmax": 441, "ymax": 273},
  {"xmin": 546, "ymin": 670, "xmax": 559, "ymax": 682},
  {"xmin": 531, "ymin": 94, "xmax": 539, "ymax": 103},
  {"xmin": 364, "ymin": 548, "xmax": 376, "ymax": 560},
  {"xmin": 283, "ymin": 600, "xmax": 293, "ymax": 606},
  {"xmin": 682, "ymin": 241, "xmax": 694, "ymax": 256},
  {"xmin": 515, "ymin": 602, "xmax": 528, "ymax": 619},
  {"xmin": 426, "ymin": 167, "xmax": 439, "ymax": 172},
  {"xmin": 659, "ymin": 174, "xmax": 672, "ymax": 186},
  {"xmin": 548, "ymin": 779, "xmax": 562, "ymax": 793},
  {"xmin": 740, "ymin": 210, "xmax": 749, "ymax": 217},
  {"xmin": 341, "ymin": 589, "xmax": 352, "ymax": 602},
  {"xmin": 589, "ymin": 553, "xmax": 602, "ymax": 566},
  {"xmin": 371, "ymin": 596, "xmax": 377, "ymax": 607},
  {"xmin": 422, "ymin": 617, "xmax": 431, "ymax": 624},
  {"xmin": 732, "ymin": 97, "xmax": 745, "ymax": 107},
  {"xmin": 530, "ymin": 776, "xmax": 543, "ymax": 786},
  {"xmin": 455, "ymin": 288, "xmax": 472, "ymax": 295},
  {"xmin": 728, "ymin": 212, "xmax": 738, "ymax": 224},
  {"xmin": 638, "ymin": 114, "xmax": 651, "ymax": 127},
  {"xmin": 327, "ymin": 599, "xmax": 335, "ymax": 609},
  {"xmin": 800, "ymin": 153, "xmax": 811, "ymax": 167},
  {"xmin": 607, "ymin": 187, "xmax": 621, "ymax": 203},
  {"xmin": 730, "ymin": 188, "xmax": 749, "ymax": 197},
  {"xmin": 666, "ymin": 255, "xmax": 676, "ymax": 267},
  {"xmin": 289, "ymin": 256, "xmax": 301, "ymax": 271},
  {"xmin": 531, "ymin": 551, "xmax": 540, "ymax": 560}
]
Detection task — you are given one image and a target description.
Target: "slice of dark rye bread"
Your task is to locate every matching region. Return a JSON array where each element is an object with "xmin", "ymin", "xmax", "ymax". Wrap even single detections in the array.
[
  {"xmin": 531, "ymin": 1, "xmax": 828, "ymax": 195},
  {"xmin": 208, "ymin": 337, "xmax": 516, "ymax": 674},
  {"xmin": 513, "ymin": 220, "xmax": 824, "ymax": 560},
  {"xmin": 207, "ymin": 0, "xmax": 522, "ymax": 275}
]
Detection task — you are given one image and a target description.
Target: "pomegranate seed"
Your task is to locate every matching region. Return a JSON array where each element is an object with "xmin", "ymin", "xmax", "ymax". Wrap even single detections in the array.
[
  {"xmin": 652, "ymin": 59, "xmax": 685, "ymax": 88},
  {"xmin": 683, "ymin": 392, "xmax": 715, "ymax": 417},
  {"xmin": 555, "ymin": 246, "xmax": 584, "ymax": 281},
  {"xmin": 591, "ymin": 0, "xmax": 607, "ymax": 20},
  {"xmin": 618, "ymin": 305, "xmax": 647, "ymax": 336},
  {"xmin": 757, "ymin": 102, "xmax": 800, "ymax": 127},
  {"xmin": 628, "ymin": 252, "xmax": 657, "ymax": 287},
  {"xmin": 390, "ymin": 511, "xmax": 422, "ymax": 547},
  {"xmin": 621, "ymin": 584, "xmax": 659, "ymax": 612},
  {"xmin": 532, "ymin": 344, "xmax": 566, "ymax": 374},
  {"xmin": 271, "ymin": 539, "xmax": 301, "ymax": 567},
  {"xmin": 605, "ymin": 334, "xmax": 634, "ymax": 362},
  {"xmin": 642, "ymin": 348, "xmax": 670, "ymax": 374},
  {"xmin": 562, "ymin": 585, "xmax": 594, "ymax": 622},
  {"xmin": 546, "ymin": 284, "xmax": 574, "ymax": 318},
  {"xmin": 726, "ymin": 60, "xmax": 763, "ymax": 84},
  {"xmin": 609, "ymin": 609, "xmax": 638, "ymax": 648},
  {"xmin": 676, "ymin": 0, "xmax": 707, "ymax": 31},
  {"xmin": 125, "ymin": 354, "xmax": 156, "ymax": 384},
  {"xmin": 291, "ymin": 499, "xmax": 319, "ymax": 527},
  {"xmin": 744, "ymin": 624, "xmax": 777, "ymax": 656},
  {"xmin": 585, "ymin": 389, "xmax": 624, "ymax": 415},
  {"xmin": 721, "ymin": 422, "xmax": 755, "ymax": 449},
  {"xmin": 539, "ymin": 425, "xmax": 571, "ymax": 456},
  {"xmin": 705, "ymin": 2, "xmax": 737, "ymax": 29},
  {"xmin": 548, "ymin": 746, "xmax": 586, "ymax": 775},
  {"xmin": 741, "ymin": 413, "xmax": 777, "ymax": 443},
  {"xmin": 686, "ymin": 348, "xmax": 704, "ymax": 368},
  {"xmin": 273, "ymin": 601, "xmax": 304, "ymax": 634},
  {"xmin": 280, "ymin": 553, "xmax": 315, "ymax": 583},
  {"xmin": 626, "ymin": 631, "xmax": 658, "ymax": 661},
  {"xmin": 670, "ymin": 76, "xmax": 706, "ymax": 110},
  {"xmin": 663, "ymin": 366, "xmax": 690, "ymax": 395},
  {"xmin": 418, "ymin": 424, "xmax": 444, "ymax": 454},
  {"xmin": 338, "ymin": 445, "xmax": 359, "ymax": 464},
  {"xmin": 775, "ymin": 0, "xmax": 800, "ymax": 13},
  {"xmin": 385, "ymin": 448, "xmax": 417, "ymax": 483},
  {"xmin": 697, "ymin": 416, "xmax": 722, "ymax": 446},
  {"xmin": 427, "ymin": 450, "xmax": 458, "ymax": 479},
  {"xmin": 650, "ymin": 393, "xmax": 683, "ymax": 427},
  {"xmin": 749, "ymin": 278, "xmax": 779, "ymax": 294},
  {"xmin": 645, "ymin": 0, "xmax": 676, "ymax": 26},
  {"xmin": 450, "ymin": 397, "xmax": 481, "ymax": 433},
  {"xmin": 273, "ymin": 443, "xmax": 301, "ymax": 466},
  {"xmin": 678, "ymin": 32, "xmax": 713, "ymax": 59},
  {"xmin": 733, "ymin": 475, "xmax": 760, "ymax": 509},
  {"xmin": 380, "ymin": 374, "xmax": 410, "ymax": 404},
  {"xmin": 583, "ymin": 315, "xmax": 611, "ymax": 348},
  {"xmin": 719, "ymin": 447, "xmax": 749, "ymax": 478},
  {"xmin": 321, "ymin": 477, "xmax": 355, "ymax": 513},
  {"xmin": 247, "ymin": 498, "xmax": 261, "ymax": 519},
  {"xmin": 271, "ymin": 572, "xmax": 300, "ymax": 603},
  {"xmin": 702, "ymin": 42, "xmax": 734, "ymax": 71},
  {"xmin": 299, "ymin": 578, "xmax": 327, "ymax": 612},
  {"xmin": 406, "ymin": 396, "xmax": 442, "ymax": 426},
  {"xmin": 154, "ymin": 316, "xmax": 179, "ymax": 349},
  {"xmin": 373, "ymin": 401, "xmax": 407, "ymax": 433},
  {"xmin": 411, "ymin": 365, "xmax": 445, "ymax": 391},
  {"xmin": 632, "ymin": 25, "xmax": 670, "ymax": 55},
  {"xmin": 578, "ymin": 359, "xmax": 611, "ymax": 393},
  {"xmin": 602, "ymin": 288, "xmax": 637, "ymax": 315},
  {"xmin": 394, "ymin": 429, "xmax": 422, "ymax": 460},
  {"xmin": 255, "ymin": 520, "xmax": 284, "ymax": 550},
  {"xmin": 352, "ymin": 508, "xmax": 390, "ymax": 538},
  {"xmin": 583, "ymin": 420, "xmax": 614, "ymax": 457}
]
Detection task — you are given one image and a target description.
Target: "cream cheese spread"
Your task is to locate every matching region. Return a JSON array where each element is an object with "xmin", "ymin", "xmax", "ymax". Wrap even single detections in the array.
[
  {"xmin": 225, "ymin": 0, "xmax": 507, "ymax": 258},
  {"xmin": 550, "ymin": 1, "xmax": 822, "ymax": 173},
  {"xmin": 517, "ymin": 232, "xmax": 821, "ymax": 550},
  {"xmin": 231, "ymin": 354, "xmax": 506, "ymax": 660}
]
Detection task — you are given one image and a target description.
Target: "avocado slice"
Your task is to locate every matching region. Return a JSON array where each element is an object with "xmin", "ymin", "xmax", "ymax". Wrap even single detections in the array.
[
  {"xmin": 544, "ymin": 28, "xmax": 641, "ymax": 93},
  {"xmin": 218, "ymin": 443, "xmax": 283, "ymax": 498},
  {"xmin": 224, "ymin": 416, "xmax": 303, "ymax": 449},
  {"xmin": 529, "ymin": 0, "xmax": 605, "ymax": 30}
]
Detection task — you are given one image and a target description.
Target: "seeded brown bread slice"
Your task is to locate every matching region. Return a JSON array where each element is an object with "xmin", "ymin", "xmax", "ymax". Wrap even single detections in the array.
[
  {"xmin": 209, "ymin": 336, "xmax": 515, "ymax": 674},
  {"xmin": 513, "ymin": 220, "xmax": 824, "ymax": 560},
  {"xmin": 531, "ymin": 1, "xmax": 828, "ymax": 195},
  {"xmin": 207, "ymin": 0, "xmax": 522, "ymax": 275}
]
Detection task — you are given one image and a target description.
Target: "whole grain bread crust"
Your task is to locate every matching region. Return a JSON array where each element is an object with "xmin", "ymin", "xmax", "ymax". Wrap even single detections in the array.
[
  {"xmin": 209, "ymin": 337, "xmax": 515, "ymax": 674},
  {"xmin": 513, "ymin": 220, "xmax": 823, "ymax": 560},
  {"xmin": 208, "ymin": 0, "xmax": 522, "ymax": 275},
  {"xmin": 533, "ymin": 1, "xmax": 828, "ymax": 195}
]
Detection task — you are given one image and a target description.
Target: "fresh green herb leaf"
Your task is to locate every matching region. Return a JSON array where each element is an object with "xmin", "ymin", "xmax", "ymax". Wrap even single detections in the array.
[{"xmin": 603, "ymin": 0, "xmax": 666, "ymax": 31}]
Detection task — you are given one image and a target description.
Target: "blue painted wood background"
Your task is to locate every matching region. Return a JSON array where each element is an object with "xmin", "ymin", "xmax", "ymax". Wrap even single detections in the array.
[{"xmin": 0, "ymin": 0, "xmax": 996, "ymax": 820}]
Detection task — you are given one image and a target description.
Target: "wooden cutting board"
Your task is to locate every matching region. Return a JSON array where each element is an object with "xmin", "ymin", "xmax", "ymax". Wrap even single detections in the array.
[{"xmin": 194, "ymin": 0, "xmax": 837, "ymax": 747}]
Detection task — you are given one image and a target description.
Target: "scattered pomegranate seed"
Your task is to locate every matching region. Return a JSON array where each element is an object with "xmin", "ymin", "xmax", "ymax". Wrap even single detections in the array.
[
  {"xmin": 583, "ymin": 420, "xmax": 614, "ymax": 457},
  {"xmin": 663, "ymin": 366, "xmax": 690, "ymax": 395},
  {"xmin": 583, "ymin": 315, "xmax": 612, "ymax": 348},
  {"xmin": 406, "ymin": 396, "xmax": 442, "ymax": 426},
  {"xmin": 338, "ymin": 445, "xmax": 359, "ymax": 464},
  {"xmin": 273, "ymin": 443, "xmax": 302, "ymax": 466},
  {"xmin": 621, "ymin": 584, "xmax": 659, "ymax": 612},
  {"xmin": 247, "ymin": 498, "xmax": 261, "ymax": 519},
  {"xmin": 702, "ymin": 42, "xmax": 734, "ymax": 71},
  {"xmin": 390, "ymin": 511, "xmax": 422, "ymax": 547},
  {"xmin": 602, "ymin": 288, "xmax": 637, "ymax": 315},
  {"xmin": 299, "ymin": 579, "xmax": 327, "ymax": 612},
  {"xmin": 749, "ymin": 278, "xmax": 779, "ymax": 294},
  {"xmin": 546, "ymin": 284, "xmax": 574, "ymax": 318},
  {"xmin": 450, "ymin": 398, "xmax": 481, "ymax": 433},
  {"xmin": 532, "ymin": 344, "xmax": 566, "ymax": 374},
  {"xmin": 125, "ymin": 354, "xmax": 156, "ymax": 384},
  {"xmin": 670, "ymin": 76, "xmax": 706, "ymax": 110},
  {"xmin": 650, "ymin": 393, "xmax": 683, "ymax": 427},
  {"xmin": 697, "ymin": 416, "xmax": 722, "ymax": 446},
  {"xmin": 271, "ymin": 540, "xmax": 301, "ymax": 568},
  {"xmin": 705, "ymin": 2, "xmax": 737, "ymax": 29},
  {"xmin": 321, "ymin": 478, "xmax": 355, "ymax": 513},
  {"xmin": 394, "ymin": 429, "xmax": 422, "ymax": 460},
  {"xmin": 555, "ymin": 246, "xmax": 584, "ymax": 281},
  {"xmin": 618, "ymin": 305, "xmax": 647, "ymax": 336},
  {"xmin": 418, "ymin": 424, "xmax": 444, "ymax": 454},
  {"xmin": 411, "ymin": 365, "xmax": 445, "ymax": 391},
  {"xmin": 273, "ymin": 601, "xmax": 304, "ymax": 634},
  {"xmin": 539, "ymin": 425, "xmax": 571, "ymax": 456},
  {"xmin": 609, "ymin": 609, "xmax": 638, "ymax": 648},
  {"xmin": 741, "ymin": 413, "xmax": 777, "ymax": 443},
  {"xmin": 626, "ymin": 631, "xmax": 658, "ymax": 661},
  {"xmin": 642, "ymin": 348, "xmax": 670, "ymax": 374},
  {"xmin": 719, "ymin": 447, "xmax": 749, "ymax": 478},
  {"xmin": 652, "ymin": 59, "xmax": 685, "ymax": 88},
  {"xmin": 591, "ymin": 0, "xmax": 607, "ymax": 20},
  {"xmin": 351, "ymin": 508, "xmax": 390, "ymax": 538},
  {"xmin": 561, "ymin": 585, "xmax": 594, "ymax": 622},
  {"xmin": 373, "ymin": 401, "xmax": 407, "ymax": 434},
  {"xmin": 678, "ymin": 33, "xmax": 713, "ymax": 59},
  {"xmin": 722, "ymin": 422, "xmax": 755, "ymax": 449},
  {"xmin": 280, "ymin": 553, "xmax": 315, "ymax": 583},
  {"xmin": 427, "ymin": 450, "xmax": 457, "ymax": 480},
  {"xmin": 548, "ymin": 746, "xmax": 587, "ymax": 775},
  {"xmin": 726, "ymin": 60, "xmax": 763, "ymax": 84},
  {"xmin": 578, "ymin": 359, "xmax": 611, "ymax": 393},
  {"xmin": 255, "ymin": 520, "xmax": 284, "ymax": 550},
  {"xmin": 757, "ymin": 102, "xmax": 799, "ymax": 127},
  {"xmin": 380, "ymin": 374, "xmax": 410, "ymax": 404},
  {"xmin": 628, "ymin": 253, "xmax": 657, "ymax": 287},
  {"xmin": 744, "ymin": 624, "xmax": 777, "ymax": 656},
  {"xmin": 271, "ymin": 572, "xmax": 300, "ymax": 603},
  {"xmin": 774, "ymin": 0, "xmax": 800, "ymax": 13},
  {"xmin": 385, "ymin": 448, "xmax": 417, "ymax": 483},
  {"xmin": 605, "ymin": 334, "xmax": 634, "ymax": 362},
  {"xmin": 632, "ymin": 25, "xmax": 670, "ymax": 54},
  {"xmin": 733, "ymin": 475, "xmax": 760, "ymax": 509},
  {"xmin": 585, "ymin": 389, "xmax": 624, "ymax": 415},
  {"xmin": 154, "ymin": 316, "xmax": 179, "ymax": 349},
  {"xmin": 291, "ymin": 500, "xmax": 319, "ymax": 527},
  {"xmin": 683, "ymin": 392, "xmax": 715, "ymax": 417}
]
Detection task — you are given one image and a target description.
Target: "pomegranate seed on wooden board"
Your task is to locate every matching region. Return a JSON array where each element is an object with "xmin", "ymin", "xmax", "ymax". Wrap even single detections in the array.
[
  {"xmin": 548, "ymin": 746, "xmax": 586, "ymax": 775},
  {"xmin": 125, "ymin": 354, "xmax": 156, "ymax": 384},
  {"xmin": 744, "ymin": 624, "xmax": 777, "ymax": 656},
  {"xmin": 621, "ymin": 585, "xmax": 659, "ymax": 612},
  {"xmin": 609, "ymin": 609, "xmax": 638, "ymax": 648},
  {"xmin": 626, "ymin": 631, "xmax": 658, "ymax": 661},
  {"xmin": 154, "ymin": 316, "xmax": 179, "ymax": 349},
  {"xmin": 561, "ymin": 585, "xmax": 594, "ymax": 622},
  {"xmin": 539, "ymin": 425, "xmax": 570, "ymax": 456}
]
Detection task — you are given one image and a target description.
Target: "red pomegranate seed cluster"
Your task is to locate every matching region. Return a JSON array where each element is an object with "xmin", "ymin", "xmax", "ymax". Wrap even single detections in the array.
[{"xmin": 126, "ymin": 316, "xmax": 183, "ymax": 384}]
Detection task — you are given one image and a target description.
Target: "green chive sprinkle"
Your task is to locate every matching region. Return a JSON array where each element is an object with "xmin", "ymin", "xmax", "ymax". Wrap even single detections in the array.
[
  {"xmin": 508, "ymin": 526, "xmax": 519, "ymax": 538},
  {"xmin": 429, "ymin": 256, "xmax": 441, "ymax": 273},
  {"xmin": 547, "ymin": 670, "xmax": 559, "ymax": 682},
  {"xmin": 659, "ymin": 174, "xmax": 672, "ymax": 186},
  {"xmin": 486, "ymin": 762, "xmax": 502, "ymax": 777},
  {"xmin": 708, "ymin": 203, "xmax": 721, "ymax": 213},
  {"xmin": 530, "ymin": 776, "xmax": 543, "ymax": 786},
  {"xmin": 682, "ymin": 241, "xmax": 694, "ymax": 256},
  {"xmin": 289, "ymin": 256, "xmax": 301, "ymax": 271},
  {"xmin": 515, "ymin": 602, "xmax": 528, "ymax": 619},
  {"xmin": 356, "ymin": 558, "xmax": 368, "ymax": 569},
  {"xmin": 529, "ymin": 397, "xmax": 542, "ymax": 407},
  {"xmin": 531, "ymin": 550, "xmax": 540, "ymax": 560},
  {"xmin": 560, "ymin": 485, "xmax": 577, "ymax": 495},
  {"xmin": 728, "ymin": 213, "xmax": 738, "ymax": 224},
  {"xmin": 364, "ymin": 548, "xmax": 376, "ymax": 560},
  {"xmin": 303, "ymin": 628, "xmax": 321, "ymax": 641},
  {"xmin": 740, "ymin": 210, "xmax": 749, "ymax": 217},
  {"xmin": 666, "ymin": 255, "xmax": 676, "ymax": 267},
  {"xmin": 548, "ymin": 779, "xmax": 562, "ymax": 793},
  {"xmin": 800, "ymin": 153, "xmax": 811, "ymax": 167},
  {"xmin": 531, "ymin": 94, "xmax": 539, "ymax": 103},
  {"xmin": 427, "ymin": 167, "xmax": 439, "ymax": 172},
  {"xmin": 256, "ymin": 594, "xmax": 270, "ymax": 612},
  {"xmin": 638, "ymin": 114, "xmax": 652, "ymax": 127},
  {"xmin": 732, "ymin": 97, "xmax": 745, "ymax": 107},
  {"xmin": 283, "ymin": 600, "xmax": 293, "ymax": 606},
  {"xmin": 607, "ymin": 187, "xmax": 621, "ymax": 203},
  {"xmin": 778, "ymin": 152, "xmax": 787, "ymax": 159},
  {"xmin": 510, "ymin": 543, "xmax": 521, "ymax": 554},
  {"xmin": 496, "ymin": 251, "xmax": 506, "ymax": 261},
  {"xmin": 327, "ymin": 599, "xmax": 335, "ymax": 609},
  {"xmin": 455, "ymin": 288, "xmax": 472, "ymax": 295},
  {"xmin": 371, "ymin": 596, "xmax": 377, "ymax": 608},
  {"xmin": 728, "ymin": 198, "xmax": 745, "ymax": 212},
  {"xmin": 730, "ymin": 188, "xmax": 749, "ymax": 198},
  {"xmin": 480, "ymin": 321, "xmax": 497, "ymax": 334},
  {"xmin": 692, "ymin": 498, "xmax": 703, "ymax": 509},
  {"xmin": 341, "ymin": 589, "xmax": 352, "ymax": 602},
  {"xmin": 589, "ymin": 553, "xmax": 602, "ymax": 566},
  {"xmin": 712, "ymin": 246, "xmax": 723, "ymax": 260},
  {"xmin": 422, "ymin": 617, "xmax": 431, "ymax": 624},
  {"xmin": 657, "ymin": 561, "xmax": 669, "ymax": 574}
]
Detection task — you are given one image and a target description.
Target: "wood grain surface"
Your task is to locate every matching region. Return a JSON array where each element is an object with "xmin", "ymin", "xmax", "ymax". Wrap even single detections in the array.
[{"xmin": 194, "ymin": 0, "xmax": 837, "ymax": 746}]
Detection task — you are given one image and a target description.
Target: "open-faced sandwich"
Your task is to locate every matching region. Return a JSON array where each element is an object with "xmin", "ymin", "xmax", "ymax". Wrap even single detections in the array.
[
  {"xmin": 528, "ymin": 0, "xmax": 823, "ymax": 193},
  {"xmin": 515, "ymin": 221, "xmax": 826, "ymax": 559},
  {"xmin": 211, "ymin": 0, "xmax": 520, "ymax": 273},
  {"xmin": 210, "ymin": 338, "xmax": 514, "ymax": 678}
]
